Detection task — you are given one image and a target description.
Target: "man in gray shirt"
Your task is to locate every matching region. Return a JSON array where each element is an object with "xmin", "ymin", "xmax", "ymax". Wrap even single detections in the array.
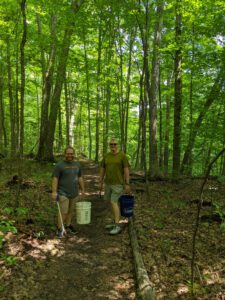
[{"xmin": 52, "ymin": 146, "xmax": 85, "ymax": 238}]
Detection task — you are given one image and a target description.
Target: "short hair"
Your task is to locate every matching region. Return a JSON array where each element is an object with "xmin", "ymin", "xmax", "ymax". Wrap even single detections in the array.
[
  {"xmin": 109, "ymin": 137, "xmax": 118, "ymax": 144},
  {"xmin": 64, "ymin": 146, "xmax": 75, "ymax": 154}
]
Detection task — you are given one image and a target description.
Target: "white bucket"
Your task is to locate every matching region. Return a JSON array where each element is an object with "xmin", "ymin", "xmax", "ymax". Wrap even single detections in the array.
[{"xmin": 76, "ymin": 202, "xmax": 91, "ymax": 224}]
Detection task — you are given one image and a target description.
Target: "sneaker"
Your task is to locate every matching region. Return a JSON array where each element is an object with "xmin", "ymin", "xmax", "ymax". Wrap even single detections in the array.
[
  {"xmin": 105, "ymin": 223, "xmax": 115, "ymax": 230},
  {"xmin": 109, "ymin": 225, "xmax": 122, "ymax": 235},
  {"xmin": 56, "ymin": 228, "xmax": 65, "ymax": 238},
  {"xmin": 66, "ymin": 224, "xmax": 78, "ymax": 235}
]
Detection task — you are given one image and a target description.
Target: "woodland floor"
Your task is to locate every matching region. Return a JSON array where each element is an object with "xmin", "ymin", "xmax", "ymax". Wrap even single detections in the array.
[{"xmin": 0, "ymin": 158, "xmax": 225, "ymax": 300}]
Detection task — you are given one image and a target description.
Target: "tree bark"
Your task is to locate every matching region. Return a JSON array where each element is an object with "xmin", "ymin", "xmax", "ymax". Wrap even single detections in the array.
[
  {"xmin": 181, "ymin": 70, "xmax": 225, "ymax": 174},
  {"xmin": 6, "ymin": 38, "xmax": 16, "ymax": 156},
  {"xmin": 37, "ymin": 0, "xmax": 84, "ymax": 161},
  {"xmin": 163, "ymin": 72, "xmax": 173, "ymax": 175},
  {"xmin": 43, "ymin": 28, "xmax": 73, "ymax": 161},
  {"xmin": 19, "ymin": 0, "xmax": 27, "ymax": 156},
  {"xmin": 172, "ymin": 0, "xmax": 182, "ymax": 179},
  {"xmin": 36, "ymin": 16, "xmax": 56, "ymax": 160},
  {"xmin": 95, "ymin": 22, "xmax": 102, "ymax": 162},
  {"xmin": 0, "ymin": 64, "xmax": 7, "ymax": 151},
  {"xmin": 149, "ymin": 0, "xmax": 164, "ymax": 178},
  {"xmin": 83, "ymin": 33, "xmax": 92, "ymax": 159}
]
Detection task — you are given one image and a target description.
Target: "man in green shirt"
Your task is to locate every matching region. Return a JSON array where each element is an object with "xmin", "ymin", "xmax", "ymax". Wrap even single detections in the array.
[
  {"xmin": 99, "ymin": 138, "xmax": 130, "ymax": 235},
  {"xmin": 52, "ymin": 146, "xmax": 85, "ymax": 238}
]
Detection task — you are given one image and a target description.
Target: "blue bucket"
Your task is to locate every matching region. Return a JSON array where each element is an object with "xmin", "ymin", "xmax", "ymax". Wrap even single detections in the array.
[{"xmin": 119, "ymin": 195, "xmax": 135, "ymax": 217}]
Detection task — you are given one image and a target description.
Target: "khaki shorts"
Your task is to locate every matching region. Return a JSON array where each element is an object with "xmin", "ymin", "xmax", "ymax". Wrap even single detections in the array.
[
  {"xmin": 58, "ymin": 195, "xmax": 77, "ymax": 214},
  {"xmin": 104, "ymin": 184, "xmax": 123, "ymax": 203}
]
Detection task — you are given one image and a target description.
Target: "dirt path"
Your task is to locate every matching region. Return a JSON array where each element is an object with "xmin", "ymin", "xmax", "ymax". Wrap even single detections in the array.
[{"xmin": 2, "ymin": 171, "xmax": 137, "ymax": 300}]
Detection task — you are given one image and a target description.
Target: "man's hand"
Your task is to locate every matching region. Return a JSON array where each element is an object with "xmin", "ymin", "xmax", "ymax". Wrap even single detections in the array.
[
  {"xmin": 99, "ymin": 181, "xmax": 104, "ymax": 194},
  {"xmin": 124, "ymin": 184, "xmax": 131, "ymax": 194},
  {"xmin": 51, "ymin": 192, "xmax": 57, "ymax": 201},
  {"xmin": 79, "ymin": 190, "xmax": 86, "ymax": 197}
]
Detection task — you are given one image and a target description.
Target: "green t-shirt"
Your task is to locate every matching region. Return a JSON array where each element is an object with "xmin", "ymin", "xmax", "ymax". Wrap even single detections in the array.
[
  {"xmin": 101, "ymin": 152, "xmax": 129, "ymax": 185},
  {"xmin": 52, "ymin": 161, "xmax": 82, "ymax": 198}
]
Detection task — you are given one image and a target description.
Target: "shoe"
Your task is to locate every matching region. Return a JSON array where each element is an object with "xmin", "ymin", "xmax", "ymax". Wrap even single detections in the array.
[
  {"xmin": 66, "ymin": 224, "xmax": 78, "ymax": 235},
  {"xmin": 109, "ymin": 225, "xmax": 122, "ymax": 235},
  {"xmin": 105, "ymin": 223, "xmax": 115, "ymax": 230},
  {"xmin": 56, "ymin": 228, "xmax": 65, "ymax": 238}
]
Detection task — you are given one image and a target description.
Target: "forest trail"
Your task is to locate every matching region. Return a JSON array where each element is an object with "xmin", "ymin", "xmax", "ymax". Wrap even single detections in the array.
[
  {"xmin": 1, "ymin": 164, "xmax": 136, "ymax": 300},
  {"xmin": 1, "ymin": 160, "xmax": 225, "ymax": 299}
]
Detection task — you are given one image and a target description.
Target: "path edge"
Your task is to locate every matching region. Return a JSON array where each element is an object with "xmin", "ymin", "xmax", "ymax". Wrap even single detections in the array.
[{"xmin": 128, "ymin": 217, "xmax": 155, "ymax": 300}]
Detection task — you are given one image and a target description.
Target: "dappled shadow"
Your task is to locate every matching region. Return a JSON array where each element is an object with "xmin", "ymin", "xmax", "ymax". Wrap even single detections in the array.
[{"xmin": 0, "ymin": 170, "xmax": 136, "ymax": 300}]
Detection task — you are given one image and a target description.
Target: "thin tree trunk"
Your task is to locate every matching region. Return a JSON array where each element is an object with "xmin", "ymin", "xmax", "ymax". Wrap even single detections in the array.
[
  {"xmin": 181, "ymin": 69, "xmax": 225, "ymax": 174},
  {"xmin": 158, "ymin": 68, "xmax": 163, "ymax": 169},
  {"xmin": 95, "ymin": 22, "xmax": 102, "ymax": 162},
  {"xmin": 15, "ymin": 44, "xmax": 20, "ymax": 152},
  {"xmin": 149, "ymin": 0, "xmax": 164, "ymax": 178},
  {"xmin": 117, "ymin": 23, "xmax": 125, "ymax": 151},
  {"xmin": 104, "ymin": 83, "xmax": 110, "ymax": 154},
  {"xmin": 83, "ymin": 33, "xmax": 92, "ymax": 159},
  {"xmin": 136, "ymin": 1, "xmax": 150, "ymax": 175},
  {"xmin": 124, "ymin": 29, "xmax": 135, "ymax": 153},
  {"xmin": 172, "ymin": 0, "xmax": 182, "ymax": 179},
  {"xmin": 135, "ymin": 64, "xmax": 144, "ymax": 169},
  {"xmin": 163, "ymin": 72, "xmax": 173, "ymax": 175},
  {"xmin": 6, "ymin": 38, "xmax": 16, "ymax": 157},
  {"xmin": 64, "ymin": 77, "xmax": 70, "ymax": 146},
  {"xmin": 57, "ymin": 105, "xmax": 63, "ymax": 152},
  {"xmin": 36, "ymin": 13, "xmax": 46, "ymax": 84},
  {"xmin": 19, "ymin": 0, "xmax": 27, "ymax": 156},
  {"xmin": 0, "ymin": 64, "xmax": 7, "ymax": 151}
]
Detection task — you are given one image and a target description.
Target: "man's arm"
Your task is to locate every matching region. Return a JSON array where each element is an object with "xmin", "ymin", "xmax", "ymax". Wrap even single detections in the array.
[
  {"xmin": 99, "ymin": 167, "xmax": 105, "ymax": 191},
  {"xmin": 78, "ymin": 176, "xmax": 85, "ymax": 195},
  {"xmin": 124, "ymin": 167, "xmax": 130, "ymax": 185},
  {"xmin": 51, "ymin": 177, "xmax": 58, "ymax": 200},
  {"xmin": 124, "ymin": 167, "xmax": 131, "ymax": 194}
]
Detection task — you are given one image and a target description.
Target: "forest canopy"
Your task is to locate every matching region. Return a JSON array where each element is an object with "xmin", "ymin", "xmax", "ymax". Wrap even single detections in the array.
[{"xmin": 0, "ymin": 0, "xmax": 225, "ymax": 178}]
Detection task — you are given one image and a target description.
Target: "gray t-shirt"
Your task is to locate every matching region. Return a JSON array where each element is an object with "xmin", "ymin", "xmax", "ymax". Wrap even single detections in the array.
[{"xmin": 52, "ymin": 161, "xmax": 82, "ymax": 198}]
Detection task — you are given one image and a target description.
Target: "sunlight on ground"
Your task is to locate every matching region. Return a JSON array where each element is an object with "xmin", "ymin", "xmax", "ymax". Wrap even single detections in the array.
[
  {"xmin": 7, "ymin": 237, "xmax": 66, "ymax": 259},
  {"xmin": 177, "ymin": 284, "xmax": 189, "ymax": 295},
  {"xmin": 6, "ymin": 233, "xmax": 93, "ymax": 264},
  {"xmin": 101, "ymin": 247, "xmax": 120, "ymax": 255}
]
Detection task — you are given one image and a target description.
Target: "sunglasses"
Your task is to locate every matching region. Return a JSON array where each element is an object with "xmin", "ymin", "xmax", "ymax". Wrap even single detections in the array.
[{"xmin": 110, "ymin": 143, "xmax": 117, "ymax": 146}]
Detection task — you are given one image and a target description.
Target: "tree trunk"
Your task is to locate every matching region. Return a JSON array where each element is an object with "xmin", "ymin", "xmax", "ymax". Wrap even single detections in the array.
[
  {"xmin": 149, "ymin": 0, "xmax": 164, "ymax": 178},
  {"xmin": 6, "ymin": 38, "xmax": 16, "ymax": 157},
  {"xmin": 43, "ymin": 28, "xmax": 73, "ymax": 161},
  {"xmin": 163, "ymin": 72, "xmax": 173, "ymax": 175},
  {"xmin": 19, "ymin": 0, "xmax": 27, "ymax": 156},
  {"xmin": 222, "ymin": 101, "xmax": 225, "ymax": 175},
  {"xmin": 135, "ymin": 64, "xmax": 144, "ymax": 169},
  {"xmin": 64, "ymin": 77, "xmax": 70, "ymax": 146},
  {"xmin": 172, "ymin": 0, "xmax": 182, "ymax": 179},
  {"xmin": 181, "ymin": 70, "xmax": 225, "ymax": 174},
  {"xmin": 37, "ymin": 1, "xmax": 84, "ymax": 161},
  {"xmin": 158, "ymin": 68, "xmax": 163, "ymax": 169},
  {"xmin": 83, "ymin": 33, "xmax": 92, "ymax": 159},
  {"xmin": 124, "ymin": 29, "xmax": 135, "ymax": 153},
  {"xmin": 136, "ymin": 1, "xmax": 150, "ymax": 175},
  {"xmin": 36, "ymin": 16, "xmax": 57, "ymax": 161},
  {"xmin": 0, "ymin": 64, "xmax": 7, "ymax": 151},
  {"xmin": 57, "ymin": 105, "xmax": 63, "ymax": 153},
  {"xmin": 95, "ymin": 23, "xmax": 102, "ymax": 162}
]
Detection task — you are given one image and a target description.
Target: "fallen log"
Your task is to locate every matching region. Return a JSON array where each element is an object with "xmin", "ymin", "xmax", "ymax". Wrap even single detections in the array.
[{"xmin": 129, "ymin": 218, "xmax": 155, "ymax": 300}]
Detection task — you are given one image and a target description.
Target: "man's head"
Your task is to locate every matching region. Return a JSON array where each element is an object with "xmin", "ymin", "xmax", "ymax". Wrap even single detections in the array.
[
  {"xmin": 109, "ymin": 138, "xmax": 118, "ymax": 154},
  {"xmin": 64, "ymin": 146, "xmax": 75, "ymax": 162}
]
